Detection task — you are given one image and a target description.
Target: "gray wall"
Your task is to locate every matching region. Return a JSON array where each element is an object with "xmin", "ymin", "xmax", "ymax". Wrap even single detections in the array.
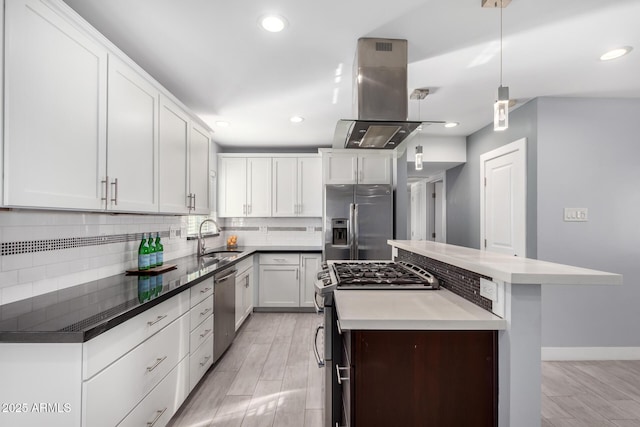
[
  {"xmin": 394, "ymin": 149, "xmax": 409, "ymax": 240},
  {"xmin": 446, "ymin": 99, "xmax": 538, "ymax": 258},
  {"xmin": 538, "ymin": 97, "xmax": 640, "ymax": 347}
]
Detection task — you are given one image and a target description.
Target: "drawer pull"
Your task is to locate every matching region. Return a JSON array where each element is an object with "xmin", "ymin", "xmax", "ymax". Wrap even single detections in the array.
[
  {"xmin": 200, "ymin": 307, "xmax": 212, "ymax": 316},
  {"xmin": 313, "ymin": 324, "xmax": 325, "ymax": 367},
  {"xmin": 147, "ymin": 314, "xmax": 168, "ymax": 326},
  {"xmin": 200, "ymin": 287, "xmax": 212, "ymax": 294},
  {"xmin": 146, "ymin": 407, "xmax": 167, "ymax": 427},
  {"xmin": 200, "ymin": 355, "xmax": 212, "ymax": 367},
  {"xmin": 336, "ymin": 365, "xmax": 350, "ymax": 385},
  {"xmin": 200, "ymin": 329, "xmax": 212, "ymax": 338},
  {"xmin": 146, "ymin": 356, "xmax": 167, "ymax": 372}
]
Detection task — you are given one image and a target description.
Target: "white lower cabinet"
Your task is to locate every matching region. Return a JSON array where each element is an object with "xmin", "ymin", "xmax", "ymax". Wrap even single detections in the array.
[
  {"xmin": 257, "ymin": 253, "xmax": 322, "ymax": 308},
  {"xmin": 235, "ymin": 261, "xmax": 254, "ymax": 331},
  {"xmin": 189, "ymin": 334, "xmax": 214, "ymax": 390},
  {"xmin": 82, "ymin": 313, "xmax": 190, "ymax": 427},
  {"xmin": 117, "ymin": 356, "xmax": 189, "ymax": 427}
]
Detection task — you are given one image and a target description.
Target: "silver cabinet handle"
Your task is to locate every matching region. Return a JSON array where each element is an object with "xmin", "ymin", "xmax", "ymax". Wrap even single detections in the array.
[
  {"xmin": 313, "ymin": 324, "xmax": 325, "ymax": 367},
  {"xmin": 248, "ymin": 204, "xmax": 252, "ymax": 214},
  {"xmin": 200, "ymin": 328, "xmax": 212, "ymax": 338},
  {"xmin": 200, "ymin": 307, "xmax": 212, "ymax": 316},
  {"xmin": 245, "ymin": 276, "xmax": 249, "ymax": 288},
  {"xmin": 296, "ymin": 268, "xmax": 299, "ymax": 280},
  {"xmin": 146, "ymin": 356, "xmax": 167, "ymax": 372},
  {"xmin": 101, "ymin": 176, "xmax": 108, "ymax": 204},
  {"xmin": 110, "ymin": 178, "xmax": 118, "ymax": 205},
  {"xmin": 146, "ymin": 407, "xmax": 167, "ymax": 427},
  {"xmin": 313, "ymin": 293, "xmax": 324, "ymax": 314},
  {"xmin": 193, "ymin": 193, "xmax": 196, "ymax": 210},
  {"xmin": 243, "ymin": 204, "xmax": 246, "ymax": 215},
  {"xmin": 200, "ymin": 355, "xmax": 212, "ymax": 366},
  {"xmin": 353, "ymin": 204, "xmax": 359, "ymax": 260},
  {"xmin": 147, "ymin": 314, "xmax": 167, "ymax": 326},
  {"xmin": 200, "ymin": 286, "xmax": 212, "ymax": 294},
  {"xmin": 337, "ymin": 319, "xmax": 342, "ymax": 335},
  {"xmin": 336, "ymin": 365, "xmax": 349, "ymax": 384}
]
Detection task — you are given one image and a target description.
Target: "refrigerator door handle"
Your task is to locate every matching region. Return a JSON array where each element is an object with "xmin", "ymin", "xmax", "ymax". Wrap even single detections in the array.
[
  {"xmin": 354, "ymin": 204, "xmax": 359, "ymax": 260},
  {"xmin": 349, "ymin": 203, "xmax": 355, "ymax": 260}
]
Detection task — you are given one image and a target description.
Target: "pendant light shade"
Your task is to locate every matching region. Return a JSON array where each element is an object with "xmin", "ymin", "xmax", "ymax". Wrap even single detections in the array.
[
  {"xmin": 494, "ymin": 86, "xmax": 509, "ymax": 131},
  {"xmin": 415, "ymin": 145, "xmax": 423, "ymax": 171}
]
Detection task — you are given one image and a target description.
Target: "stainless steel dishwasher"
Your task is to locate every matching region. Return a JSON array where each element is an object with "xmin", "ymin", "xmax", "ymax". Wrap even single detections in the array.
[{"xmin": 213, "ymin": 266, "xmax": 236, "ymax": 362}]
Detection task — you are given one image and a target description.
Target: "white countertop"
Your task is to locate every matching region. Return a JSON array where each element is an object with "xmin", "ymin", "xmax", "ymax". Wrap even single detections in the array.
[
  {"xmin": 389, "ymin": 240, "xmax": 622, "ymax": 286},
  {"xmin": 334, "ymin": 288, "xmax": 507, "ymax": 331}
]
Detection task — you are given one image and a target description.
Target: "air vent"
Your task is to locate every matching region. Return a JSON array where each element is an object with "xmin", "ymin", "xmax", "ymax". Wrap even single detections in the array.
[{"xmin": 376, "ymin": 42, "xmax": 393, "ymax": 52}]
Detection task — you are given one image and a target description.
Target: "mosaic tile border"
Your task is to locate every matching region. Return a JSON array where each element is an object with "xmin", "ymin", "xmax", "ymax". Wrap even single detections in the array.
[
  {"xmin": 221, "ymin": 226, "xmax": 322, "ymax": 232},
  {"xmin": 397, "ymin": 248, "xmax": 493, "ymax": 312},
  {"xmin": 1, "ymin": 231, "xmax": 170, "ymax": 257}
]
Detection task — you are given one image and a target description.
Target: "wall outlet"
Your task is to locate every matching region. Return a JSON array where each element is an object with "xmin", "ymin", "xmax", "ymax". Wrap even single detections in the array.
[
  {"xmin": 564, "ymin": 207, "xmax": 588, "ymax": 222},
  {"xmin": 480, "ymin": 278, "xmax": 505, "ymax": 318},
  {"xmin": 169, "ymin": 225, "xmax": 179, "ymax": 239},
  {"xmin": 480, "ymin": 278, "xmax": 497, "ymax": 301}
]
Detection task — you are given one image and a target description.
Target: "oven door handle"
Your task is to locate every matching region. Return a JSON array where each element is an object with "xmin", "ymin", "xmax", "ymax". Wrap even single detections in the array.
[
  {"xmin": 313, "ymin": 324, "xmax": 325, "ymax": 367},
  {"xmin": 313, "ymin": 293, "xmax": 324, "ymax": 314}
]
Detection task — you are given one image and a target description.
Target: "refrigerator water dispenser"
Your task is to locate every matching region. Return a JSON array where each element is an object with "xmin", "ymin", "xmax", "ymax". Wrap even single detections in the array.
[{"xmin": 331, "ymin": 219, "xmax": 348, "ymax": 245}]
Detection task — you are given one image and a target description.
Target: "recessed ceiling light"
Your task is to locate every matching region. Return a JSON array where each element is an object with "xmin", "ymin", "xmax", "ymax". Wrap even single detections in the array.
[
  {"xmin": 215, "ymin": 121, "xmax": 230, "ymax": 127},
  {"xmin": 600, "ymin": 46, "xmax": 633, "ymax": 61},
  {"xmin": 290, "ymin": 116, "xmax": 304, "ymax": 123},
  {"xmin": 259, "ymin": 15, "xmax": 287, "ymax": 33},
  {"xmin": 444, "ymin": 122, "xmax": 459, "ymax": 128}
]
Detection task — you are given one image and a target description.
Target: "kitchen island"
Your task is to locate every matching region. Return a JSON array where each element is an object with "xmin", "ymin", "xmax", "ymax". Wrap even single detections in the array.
[{"xmin": 350, "ymin": 240, "xmax": 621, "ymax": 427}]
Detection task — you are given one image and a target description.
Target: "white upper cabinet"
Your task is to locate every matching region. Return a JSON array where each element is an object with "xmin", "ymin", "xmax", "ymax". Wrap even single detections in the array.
[
  {"xmin": 189, "ymin": 124, "xmax": 210, "ymax": 214},
  {"xmin": 218, "ymin": 157, "xmax": 271, "ymax": 217},
  {"xmin": 324, "ymin": 152, "xmax": 391, "ymax": 185},
  {"xmin": 106, "ymin": 56, "xmax": 159, "ymax": 212},
  {"xmin": 298, "ymin": 157, "xmax": 322, "ymax": 216},
  {"xmin": 159, "ymin": 96, "xmax": 190, "ymax": 214},
  {"xmin": 3, "ymin": 0, "xmax": 107, "ymax": 210},
  {"xmin": 273, "ymin": 156, "xmax": 322, "ymax": 217}
]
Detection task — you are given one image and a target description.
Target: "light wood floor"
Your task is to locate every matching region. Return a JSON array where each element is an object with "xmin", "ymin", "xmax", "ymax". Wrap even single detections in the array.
[{"xmin": 168, "ymin": 312, "xmax": 640, "ymax": 427}]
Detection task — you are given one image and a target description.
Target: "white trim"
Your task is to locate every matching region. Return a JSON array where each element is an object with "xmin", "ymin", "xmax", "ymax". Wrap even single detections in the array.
[
  {"xmin": 479, "ymin": 138, "xmax": 527, "ymax": 256},
  {"xmin": 542, "ymin": 346, "xmax": 640, "ymax": 361},
  {"xmin": 425, "ymin": 172, "xmax": 447, "ymax": 243}
]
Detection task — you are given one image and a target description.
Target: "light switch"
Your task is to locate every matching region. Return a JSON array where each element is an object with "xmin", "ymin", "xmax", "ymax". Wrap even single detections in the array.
[{"xmin": 564, "ymin": 208, "xmax": 588, "ymax": 222}]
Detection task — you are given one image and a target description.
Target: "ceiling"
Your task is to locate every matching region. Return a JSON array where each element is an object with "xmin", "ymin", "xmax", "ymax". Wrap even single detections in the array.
[{"xmin": 63, "ymin": 0, "xmax": 640, "ymax": 149}]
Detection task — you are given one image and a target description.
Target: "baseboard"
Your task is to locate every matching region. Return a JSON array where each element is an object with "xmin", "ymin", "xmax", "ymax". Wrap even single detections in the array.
[{"xmin": 542, "ymin": 346, "xmax": 640, "ymax": 361}]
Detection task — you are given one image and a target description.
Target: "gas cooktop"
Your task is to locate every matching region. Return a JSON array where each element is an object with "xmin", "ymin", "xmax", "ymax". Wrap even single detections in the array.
[{"xmin": 327, "ymin": 260, "xmax": 439, "ymax": 290}]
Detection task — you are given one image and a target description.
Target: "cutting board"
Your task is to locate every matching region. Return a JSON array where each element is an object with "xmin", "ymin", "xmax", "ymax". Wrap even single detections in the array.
[{"xmin": 126, "ymin": 264, "xmax": 177, "ymax": 275}]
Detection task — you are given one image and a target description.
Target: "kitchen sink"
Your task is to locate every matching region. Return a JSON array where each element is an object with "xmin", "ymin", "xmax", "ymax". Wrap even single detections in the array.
[{"xmin": 199, "ymin": 250, "xmax": 242, "ymax": 266}]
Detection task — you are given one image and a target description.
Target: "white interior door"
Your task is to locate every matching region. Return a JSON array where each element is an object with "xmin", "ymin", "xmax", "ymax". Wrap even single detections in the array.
[
  {"xmin": 480, "ymin": 138, "xmax": 526, "ymax": 257},
  {"xmin": 434, "ymin": 181, "xmax": 444, "ymax": 243}
]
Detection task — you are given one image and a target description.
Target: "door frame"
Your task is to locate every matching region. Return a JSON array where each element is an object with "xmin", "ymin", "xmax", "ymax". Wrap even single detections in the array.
[
  {"xmin": 479, "ymin": 138, "xmax": 527, "ymax": 256},
  {"xmin": 425, "ymin": 172, "xmax": 447, "ymax": 243}
]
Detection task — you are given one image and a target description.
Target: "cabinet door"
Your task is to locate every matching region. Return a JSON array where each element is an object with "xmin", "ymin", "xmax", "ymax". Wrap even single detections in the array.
[
  {"xmin": 324, "ymin": 154, "xmax": 357, "ymax": 184},
  {"xmin": 300, "ymin": 254, "xmax": 322, "ymax": 307},
  {"xmin": 272, "ymin": 157, "xmax": 298, "ymax": 217},
  {"xmin": 4, "ymin": 0, "xmax": 107, "ymax": 210},
  {"xmin": 244, "ymin": 268, "xmax": 254, "ymax": 320},
  {"xmin": 106, "ymin": 56, "xmax": 158, "ymax": 212},
  {"xmin": 298, "ymin": 157, "xmax": 322, "ymax": 217},
  {"xmin": 159, "ymin": 97, "xmax": 190, "ymax": 213},
  {"xmin": 235, "ymin": 270, "xmax": 247, "ymax": 331},
  {"xmin": 218, "ymin": 157, "xmax": 247, "ymax": 217},
  {"xmin": 189, "ymin": 124, "xmax": 210, "ymax": 214},
  {"xmin": 358, "ymin": 156, "xmax": 391, "ymax": 184},
  {"xmin": 247, "ymin": 158, "xmax": 272, "ymax": 217},
  {"xmin": 258, "ymin": 266, "xmax": 299, "ymax": 307}
]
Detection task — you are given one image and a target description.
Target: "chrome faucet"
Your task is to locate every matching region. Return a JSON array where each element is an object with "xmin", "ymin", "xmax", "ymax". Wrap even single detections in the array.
[{"xmin": 198, "ymin": 218, "xmax": 220, "ymax": 257}]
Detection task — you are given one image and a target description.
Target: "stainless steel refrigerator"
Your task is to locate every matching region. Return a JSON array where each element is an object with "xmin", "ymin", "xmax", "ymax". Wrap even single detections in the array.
[{"xmin": 323, "ymin": 184, "xmax": 393, "ymax": 260}]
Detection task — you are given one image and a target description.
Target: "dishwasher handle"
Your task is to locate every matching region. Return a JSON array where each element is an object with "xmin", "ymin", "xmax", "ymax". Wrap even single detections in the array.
[{"xmin": 214, "ymin": 270, "xmax": 237, "ymax": 284}]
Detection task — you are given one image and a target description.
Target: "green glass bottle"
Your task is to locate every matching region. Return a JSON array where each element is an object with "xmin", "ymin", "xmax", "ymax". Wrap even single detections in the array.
[
  {"xmin": 148, "ymin": 233, "xmax": 157, "ymax": 268},
  {"xmin": 138, "ymin": 233, "xmax": 150, "ymax": 270},
  {"xmin": 155, "ymin": 232, "xmax": 164, "ymax": 266}
]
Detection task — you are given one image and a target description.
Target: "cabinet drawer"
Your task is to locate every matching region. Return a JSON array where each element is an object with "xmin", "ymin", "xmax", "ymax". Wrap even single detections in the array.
[
  {"xmin": 259, "ymin": 253, "xmax": 299, "ymax": 265},
  {"xmin": 189, "ymin": 333, "xmax": 214, "ymax": 390},
  {"xmin": 236, "ymin": 255, "xmax": 253, "ymax": 274},
  {"xmin": 191, "ymin": 277, "xmax": 214, "ymax": 307},
  {"xmin": 82, "ymin": 313, "xmax": 189, "ymax": 427},
  {"xmin": 190, "ymin": 294, "xmax": 214, "ymax": 331},
  {"xmin": 83, "ymin": 291, "xmax": 189, "ymax": 380},
  {"xmin": 190, "ymin": 314, "xmax": 213, "ymax": 354},
  {"xmin": 117, "ymin": 356, "xmax": 189, "ymax": 427}
]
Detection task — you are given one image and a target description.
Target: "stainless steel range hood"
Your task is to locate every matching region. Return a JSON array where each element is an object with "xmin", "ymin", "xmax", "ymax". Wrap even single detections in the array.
[{"xmin": 333, "ymin": 38, "xmax": 441, "ymax": 150}]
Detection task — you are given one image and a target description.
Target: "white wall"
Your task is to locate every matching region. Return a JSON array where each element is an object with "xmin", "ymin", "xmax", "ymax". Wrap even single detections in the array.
[{"xmin": 538, "ymin": 97, "xmax": 640, "ymax": 349}]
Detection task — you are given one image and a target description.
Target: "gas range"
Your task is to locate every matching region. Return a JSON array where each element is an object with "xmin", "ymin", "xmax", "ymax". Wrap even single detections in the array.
[{"xmin": 315, "ymin": 260, "xmax": 439, "ymax": 295}]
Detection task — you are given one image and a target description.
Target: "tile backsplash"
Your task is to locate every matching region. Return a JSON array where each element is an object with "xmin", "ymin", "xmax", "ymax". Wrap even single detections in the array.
[{"xmin": 0, "ymin": 210, "xmax": 321, "ymax": 305}]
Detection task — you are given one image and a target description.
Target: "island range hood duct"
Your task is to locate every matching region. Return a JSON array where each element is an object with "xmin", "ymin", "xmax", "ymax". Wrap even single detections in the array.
[{"xmin": 333, "ymin": 38, "xmax": 441, "ymax": 150}]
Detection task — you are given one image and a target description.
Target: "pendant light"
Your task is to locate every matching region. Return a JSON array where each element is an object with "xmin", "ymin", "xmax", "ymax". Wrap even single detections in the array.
[
  {"xmin": 494, "ymin": 1, "xmax": 509, "ymax": 131},
  {"xmin": 415, "ymin": 146, "xmax": 423, "ymax": 171}
]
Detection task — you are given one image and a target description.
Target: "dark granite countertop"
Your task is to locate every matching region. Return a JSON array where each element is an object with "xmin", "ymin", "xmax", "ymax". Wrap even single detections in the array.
[{"xmin": 0, "ymin": 245, "xmax": 321, "ymax": 343}]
